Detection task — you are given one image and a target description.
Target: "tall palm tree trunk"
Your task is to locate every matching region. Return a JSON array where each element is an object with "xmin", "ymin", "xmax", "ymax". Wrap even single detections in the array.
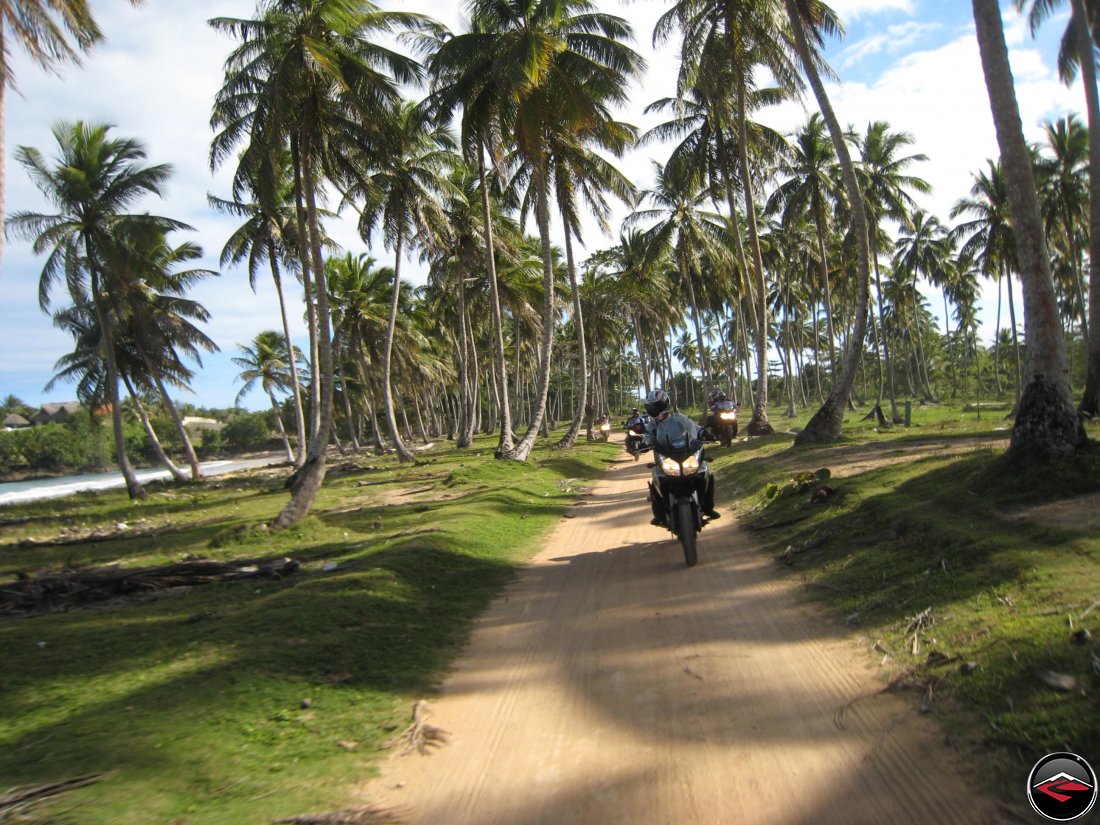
[
  {"xmin": 382, "ymin": 231, "xmax": 416, "ymax": 463},
  {"xmin": 555, "ymin": 228, "xmax": 587, "ymax": 449},
  {"xmin": 275, "ymin": 143, "xmax": 335, "ymax": 527},
  {"xmin": 813, "ymin": 196, "xmax": 839, "ymax": 379},
  {"xmin": 89, "ymin": 264, "xmax": 146, "ymax": 499},
  {"xmin": 505, "ymin": 159, "xmax": 556, "ymax": 462},
  {"xmin": 270, "ymin": 389, "xmax": 294, "ymax": 463},
  {"xmin": 872, "ymin": 249, "xmax": 900, "ymax": 421},
  {"xmin": 478, "ymin": 148, "xmax": 514, "ymax": 455},
  {"xmin": 787, "ymin": 0, "xmax": 873, "ymax": 444},
  {"xmin": 681, "ymin": 256, "xmax": 711, "ymax": 387},
  {"xmin": 972, "ymin": 0, "xmax": 1085, "ymax": 459},
  {"xmin": 124, "ymin": 376, "xmax": 187, "ymax": 482},
  {"xmin": 1071, "ymin": 0, "xmax": 1100, "ymax": 414},
  {"xmin": 152, "ymin": 374, "xmax": 202, "ymax": 480},
  {"xmin": 1005, "ymin": 269, "xmax": 1023, "ymax": 409},
  {"xmin": 290, "ymin": 145, "xmax": 321, "ymax": 445},
  {"xmin": 736, "ymin": 79, "xmax": 773, "ymax": 435},
  {"xmin": 456, "ymin": 276, "xmax": 474, "ymax": 448},
  {"xmin": 268, "ymin": 245, "xmax": 307, "ymax": 465}
]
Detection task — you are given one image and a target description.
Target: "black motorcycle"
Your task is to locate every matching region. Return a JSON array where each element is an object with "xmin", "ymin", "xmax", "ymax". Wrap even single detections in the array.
[
  {"xmin": 624, "ymin": 415, "xmax": 648, "ymax": 459},
  {"xmin": 647, "ymin": 413, "xmax": 711, "ymax": 567},
  {"xmin": 708, "ymin": 400, "xmax": 739, "ymax": 447}
]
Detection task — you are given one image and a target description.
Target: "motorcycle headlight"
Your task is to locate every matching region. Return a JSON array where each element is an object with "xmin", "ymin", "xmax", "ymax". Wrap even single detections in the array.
[
  {"xmin": 659, "ymin": 456, "xmax": 682, "ymax": 476},
  {"xmin": 680, "ymin": 454, "xmax": 701, "ymax": 474},
  {"xmin": 600, "ymin": 423, "xmax": 610, "ymax": 431},
  {"xmin": 719, "ymin": 412, "xmax": 737, "ymax": 421}
]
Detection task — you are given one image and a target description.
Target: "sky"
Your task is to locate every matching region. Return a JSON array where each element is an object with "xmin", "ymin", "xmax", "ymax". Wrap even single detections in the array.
[{"xmin": 0, "ymin": 0, "xmax": 1080, "ymax": 411}]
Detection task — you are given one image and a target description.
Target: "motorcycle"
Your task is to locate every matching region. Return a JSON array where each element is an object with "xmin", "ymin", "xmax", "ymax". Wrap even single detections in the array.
[
  {"xmin": 708, "ymin": 400, "xmax": 739, "ymax": 447},
  {"xmin": 646, "ymin": 413, "xmax": 711, "ymax": 567},
  {"xmin": 594, "ymin": 417, "xmax": 612, "ymax": 442},
  {"xmin": 624, "ymin": 415, "xmax": 648, "ymax": 460}
]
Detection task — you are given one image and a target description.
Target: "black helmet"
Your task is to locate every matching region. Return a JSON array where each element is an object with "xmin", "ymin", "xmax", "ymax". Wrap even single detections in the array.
[
  {"xmin": 644, "ymin": 388, "xmax": 670, "ymax": 418},
  {"xmin": 707, "ymin": 388, "xmax": 727, "ymax": 405}
]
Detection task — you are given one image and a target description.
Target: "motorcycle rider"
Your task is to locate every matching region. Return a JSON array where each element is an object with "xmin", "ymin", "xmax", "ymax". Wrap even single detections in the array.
[
  {"xmin": 641, "ymin": 388, "xmax": 720, "ymax": 526},
  {"xmin": 703, "ymin": 388, "xmax": 732, "ymax": 439},
  {"xmin": 623, "ymin": 407, "xmax": 647, "ymax": 454}
]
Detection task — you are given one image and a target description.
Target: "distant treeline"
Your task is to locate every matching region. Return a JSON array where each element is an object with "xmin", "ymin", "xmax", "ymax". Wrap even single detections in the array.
[{"xmin": 0, "ymin": 410, "xmax": 282, "ymax": 477}]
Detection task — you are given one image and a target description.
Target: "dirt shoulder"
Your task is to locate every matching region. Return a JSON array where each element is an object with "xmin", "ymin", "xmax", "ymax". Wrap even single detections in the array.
[{"xmin": 355, "ymin": 451, "xmax": 1000, "ymax": 824}]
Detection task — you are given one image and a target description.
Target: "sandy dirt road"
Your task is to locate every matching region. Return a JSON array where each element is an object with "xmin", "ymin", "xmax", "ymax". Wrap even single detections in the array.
[{"xmin": 360, "ymin": 449, "xmax": 1001, "ymax": 825}]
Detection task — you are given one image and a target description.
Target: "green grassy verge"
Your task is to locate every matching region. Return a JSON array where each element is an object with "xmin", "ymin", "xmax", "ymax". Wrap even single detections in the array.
[
  {"xmin": 0, "ymin": 434, "xmax": 619, "ymax": 824},
  {"xmin": 708, "ymin": 404, "xmax": 1100, "ymax": 801}
]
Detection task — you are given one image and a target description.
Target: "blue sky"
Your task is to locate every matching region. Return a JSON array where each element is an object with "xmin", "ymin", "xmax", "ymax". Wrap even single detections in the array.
[{"xmin": 0, "ymin": 0, "xmax": 1081, "ymax": 411}]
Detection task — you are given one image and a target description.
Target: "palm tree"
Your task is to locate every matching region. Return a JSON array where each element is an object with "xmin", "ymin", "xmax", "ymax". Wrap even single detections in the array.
[
  {"xmin": 121, "ymin": 232, "xmax": 219, "ymax": 480},
  {"xmin": 8, "ymin": 121, "xmax": 187, "ymax": 499},
  {"xmin": 433, "ymin": 0, "xmax": 642, "ymax": 462},
  {"xmin": 508, "ymin": 118, "xmax": 637, "ymax": 449},
  {"xmin": 784, "ymin": 0, "xmax": 875, "ymax": 444},
  {"xmin": 627, "ymin": 158, "xmax": 726, "ymax": 395},
  {"xmin": 1036, "ymin": 116, "xmax": 1090, "ymax": 340},
  {"xmin": 234, "ymin": 331, "xmax": 299, "ymax": 463},
  {"xmin": 1015, "ymin": 0, "xmax": 1100, "ymax": 415},
  {"xmin": 0, "ymin": 0, "xmax": 144, "ymax": 266},
  {"xmin": 893, "ymin": 209, "xmax": 952, "ymax": 399},
  {"xmin": 210, "ymin": 0, "xmax": 434, "ymax": 525},
  {"xmin": 768, "ymin": 113, "xmax": 842, "ymax": 382},
  {"xmin": 971, "ymin": 0, "xmax": 1086, "ymax": 460},
  {"xmin": 656, "ymin": 0, "xmax": 797, "ymax": 435},
  {"xmin": 209, "ymin": 162, "xmax": 308, "ymax": 466},
  {"xmin": 950, "ymin": 160, "xmax": 1022, "ymax": 402},
  {"xmin": 48, "ymin": 300, "xmax": 191, "ymax": 481},
  {"xmin": 326, "ymin": 252, "xmax": 399, "ymax": 453},
  {"xmin": 856, "ymin": 120, "xmax": 930, "ymax": 421},
  {"xmin": 354, "ymin": 101, "xmax": 458, "ymax": 463}
]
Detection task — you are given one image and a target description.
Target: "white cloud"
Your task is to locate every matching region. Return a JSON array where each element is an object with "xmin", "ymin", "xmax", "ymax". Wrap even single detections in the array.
[{"xmin": 829, "ymin": 0, "xmax": 915, "ymax": 22}]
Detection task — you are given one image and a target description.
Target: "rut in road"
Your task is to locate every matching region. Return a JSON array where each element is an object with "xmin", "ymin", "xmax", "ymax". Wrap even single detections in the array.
[{"xmin": 358, "ymin": 451, "xmax": 998, "ymax": 825}]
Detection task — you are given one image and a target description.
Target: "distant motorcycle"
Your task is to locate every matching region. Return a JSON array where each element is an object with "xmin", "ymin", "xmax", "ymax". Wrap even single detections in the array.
[
  {"xmin": 708, "ymin": 400, "xmax": 739, "ymax": 447},
  {"xmin": 594, "ymin": 417, "xmax": 612, "ymax": 442},
  {"xmin": 646, "ymin": 413, "xmax": 712, "ymax": 567},
  {"xmin": 624, "ymin": 414, "xmax": 648, "ymax": 460}
]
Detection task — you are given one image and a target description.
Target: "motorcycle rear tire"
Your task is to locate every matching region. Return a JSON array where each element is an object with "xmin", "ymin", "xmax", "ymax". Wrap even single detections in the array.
[{"xmin": 677, "ymin": 499, "xmax": 698, "ymax": 567}]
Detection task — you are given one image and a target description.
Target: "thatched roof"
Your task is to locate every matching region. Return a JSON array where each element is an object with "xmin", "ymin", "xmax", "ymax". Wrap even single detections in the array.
[{"xmin": 3, "ymin": 413, "xmax": 30, "ymax": 428}]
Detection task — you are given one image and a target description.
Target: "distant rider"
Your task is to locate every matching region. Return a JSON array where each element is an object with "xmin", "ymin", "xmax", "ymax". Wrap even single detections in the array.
[{"xmin": 703, "ymin": 388, "xmax": 733, "ymax": 438}]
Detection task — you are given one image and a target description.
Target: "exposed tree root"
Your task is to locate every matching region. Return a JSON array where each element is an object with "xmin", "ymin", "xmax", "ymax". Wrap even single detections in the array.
[
  {"xmin": 384, "ymin": 701, "xmax": 450, "ymax": 756},
  {"xmin": 0, "ymin": 773, "xmax": 103, "ymax": 820},
  {"xmin": 274, "ymin": 804, "xmax": 407, "ymax": 824}
]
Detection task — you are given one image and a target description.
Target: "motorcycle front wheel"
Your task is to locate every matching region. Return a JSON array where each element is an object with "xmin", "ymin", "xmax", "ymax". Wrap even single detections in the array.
[{"xmin": 676, "ymin": 498, "xmax": 698, "ymax": 567}]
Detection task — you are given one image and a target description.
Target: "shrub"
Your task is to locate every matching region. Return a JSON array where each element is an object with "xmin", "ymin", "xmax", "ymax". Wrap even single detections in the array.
[{"xmin": 222, "ymin": 412, "xmax": 274, "ymax": 453}]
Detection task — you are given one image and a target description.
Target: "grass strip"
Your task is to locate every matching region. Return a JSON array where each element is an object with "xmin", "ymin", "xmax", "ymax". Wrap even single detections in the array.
[
  {"xmin": 709, "ymin": 404, "xmax": 1100, "ymax": 803},
  {"xmin": 0, "ymin": 434, "xmax": 619, "ymax": 825}
]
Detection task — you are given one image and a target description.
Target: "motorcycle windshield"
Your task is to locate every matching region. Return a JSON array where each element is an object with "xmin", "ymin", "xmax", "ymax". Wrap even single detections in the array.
[
  {"xmin": 655, "ymin": 413, "xmax": 699, "ymax": 459},
  {"xmin": 715, "ymin": 400, "xmax": 737, "ymax": 411}
]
